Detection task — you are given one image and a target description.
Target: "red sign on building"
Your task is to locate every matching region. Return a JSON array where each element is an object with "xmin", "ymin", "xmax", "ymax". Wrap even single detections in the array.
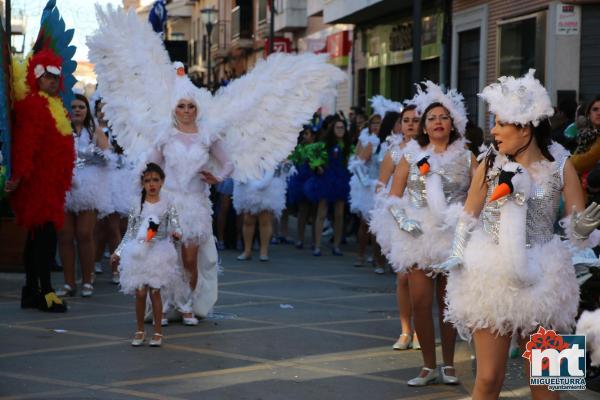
[{"xmin": 264, "ymin": 37, "xmax": 292, "ymax": 57}]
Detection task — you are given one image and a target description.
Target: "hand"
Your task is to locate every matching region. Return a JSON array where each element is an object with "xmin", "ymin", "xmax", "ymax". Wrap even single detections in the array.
[
  {"xmin": 110, "ymin": 254, "xmax": 120, "ymax": 267},
  {"xmin": 400, "ymin": 218, "xmax": 423, "ymax": 237},
  {"xmin": 200, "ymin": 171, "xmax": 219, "ymax": 185},
  {"xmin": 4, "ymin": 178, "xmax": 20, "ymax": 193},
  {"xmin": 572, "ymin": 202, "xmax": 600, "ymax": 239},
  {"xmin": 431, "ymin": 256, "xmax": 462, "ymax": 275},
  {"xmin": 172, "ymin": 231, "xmax": 182, "ymax": 241}
]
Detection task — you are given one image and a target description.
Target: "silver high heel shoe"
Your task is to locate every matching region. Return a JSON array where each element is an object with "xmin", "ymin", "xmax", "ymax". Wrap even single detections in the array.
[
  {"xmin": 441, "ymin": 365, "xmax": 460, "ymax": 384},
  {"xmin": 407, "ymin": 367, "xmax": 439, "ymax": 386}
]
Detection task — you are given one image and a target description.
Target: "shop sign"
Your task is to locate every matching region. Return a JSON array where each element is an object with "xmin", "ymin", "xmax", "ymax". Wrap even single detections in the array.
[
  {"xmin": 326, "ymin": 31, "xmax": 351, "ymax": 67},
  {"xmin": 264, "ymin": 37, "xmax": 292, "ymax": 57},
  {"xmin": 556, "ymin": 4, "xmax": 580, "ymax": 35}
]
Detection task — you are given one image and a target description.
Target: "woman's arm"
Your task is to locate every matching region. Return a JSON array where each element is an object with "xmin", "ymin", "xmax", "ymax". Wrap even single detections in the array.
[
  {"xmin": 94, "ymin": 127, "xmax": 110, "ymax": 150},
  {"xmin": 562, "ymin": 159, "xmax": 586, "ymax": 215},
  {"xmin": 205, "ymin": 138, "xmax": 235, "ymax": 182},
  {"xmin": 376, "ymin": 152, "xmax": 395, "ymax": 193},
  {"xmin": 388, "ymin": 157, "xmax": 409, "ymax": 198},
  {"xmin": 570, "ymin": 137, "xmax": 600, "ymax": 174},
  {"xmin": 462, "ymin": 161, "xmax": 488, "ymax": 219}
]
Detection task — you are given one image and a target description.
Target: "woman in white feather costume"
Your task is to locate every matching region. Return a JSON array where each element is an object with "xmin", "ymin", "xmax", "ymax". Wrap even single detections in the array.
[
  {"xmin": 348, "ymin": 115, "xmax": 383, "ymax": 268},
  {"xmin": 369, "ymin": 82, "xmax": 476, "ymax": 387},
  {"xmin": 57, "ymin": 94, "xmax": 111, "ymax": 299},
  {"xmin": 438, "ymin": 70, "xmax": 600, "ymax": 399},
  {"xmin": 87, "ymin": 5, "xmax": 345, "ymax": 325},
  {"xmin": 234, "ymin": 163, "xmax": 292, "ymax": 261},
  {"xmin": 372, "ymin": 103, "xmax": 421, "ymax": 350}
]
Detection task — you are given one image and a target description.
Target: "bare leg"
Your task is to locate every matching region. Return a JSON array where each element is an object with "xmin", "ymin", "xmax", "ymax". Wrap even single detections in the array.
[
  {"xmin": 94, "ymin": 217, "xmax": 107, "ymax": 263},
  {"xmin": 333, "ymin": 200, "xmax": 344, "ymax": 249},
  {"xmin": 357, "ymin": 219, "xmax": 369, "ymax": 259},
  {"xmin": 518, "ymin": 335, "xmax": 560, "ymax": 400},
  {"xmin": 106, "ymin": 213, "xmax": 122, "ymax": 274},
  {"xmin": 180, "ymin": 243, "xmax": 199, "ymax": 319},
  {"xmin": 75, "ymin": 210, "xmax": 97, "ymax": 285},
  {"xmin": 297, "ymin": 201, "xmax": 309, "ymax": 245},
  {"xmin": 314, "ymin": 199, "xmax": 327, "ymax": 249},
  {"xmin": 436, "ymin": 275, "xmax": 456, "ymax": 372},
  {"xmin": 242, "ymin": 213, "xmax": 256, "ymax": 257},
  {"xmin": 280, "ymin": 209, "xmax": 289, "ymax": 239},
  {"xmin": 135, "ymin": 286, "xmax": 148, "ymax": 333},
  {"xmin": 258, "ymin": 211, "xmax": 273, "ymax": 257},
  {"xmin": 149, "ymin": 288, "xmax": 163, "ymax": 335},
  {"xmin": 408, "ymin": 268, "xmax": 436, "ymax": 370},
  {"xmin": 217, "ymin": 194, "xmax": 231, "ymax": 243},
  {"xmin": 472, "ymin": 329, "xmax": 511, "ymax": 399},
  {"xmin": 58, "ymin": 212, "xmax": 76, "ymax": 288},
  {"xmin": 396, "ymin": 272, "xmax": 413, "ymax": 340}
]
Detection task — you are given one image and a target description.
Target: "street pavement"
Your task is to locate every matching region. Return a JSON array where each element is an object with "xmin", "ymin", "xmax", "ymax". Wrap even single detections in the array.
[{"xmin": 0, "ymin": 239, "xmax": 598, "ymax": 400}]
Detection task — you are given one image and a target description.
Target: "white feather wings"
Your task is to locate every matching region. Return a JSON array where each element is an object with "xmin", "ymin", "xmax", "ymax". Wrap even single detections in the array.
[{"xmin": 88, "ymin": 6, "xmax": 346, "ymax": 181}]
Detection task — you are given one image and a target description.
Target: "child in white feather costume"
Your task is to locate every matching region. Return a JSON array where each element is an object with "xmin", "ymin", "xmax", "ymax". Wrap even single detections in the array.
[{"xmin": 111, "ymin": 163, "xmax": 183, "ymax": 347}]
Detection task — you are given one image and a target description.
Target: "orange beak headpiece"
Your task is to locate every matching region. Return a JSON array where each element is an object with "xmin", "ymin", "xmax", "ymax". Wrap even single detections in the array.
[
  {"xmin": 146, "ymin": 220, "xmax": 160, "ymax": 242},
  {"xmin": 488, "ymin": 168, "xmax": 520, "ymax": 203},
  {"xmin": 417, "ymin": 156, "xmax": 430, "ymax": 176}
]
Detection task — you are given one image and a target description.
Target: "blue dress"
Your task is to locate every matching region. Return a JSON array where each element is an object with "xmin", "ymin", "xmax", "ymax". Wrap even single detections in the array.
[{"xmin": 303, "ymin": 143, "xmax": 351, "ymax": 203}]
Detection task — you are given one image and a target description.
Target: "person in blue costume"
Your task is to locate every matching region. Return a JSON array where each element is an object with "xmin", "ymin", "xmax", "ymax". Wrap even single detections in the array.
[
  {"xmin": 303, "ymin": 116, "xmax": 353, "ymax": 256},
  {"xmin": 287, "ymin": 126, "xmax": 317, "ymax": 249}
]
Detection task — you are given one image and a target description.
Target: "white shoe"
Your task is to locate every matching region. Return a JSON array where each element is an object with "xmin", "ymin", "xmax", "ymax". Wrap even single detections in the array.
[
  {"xmin": 392, "ymin": 333, "xmax": 412, "ymax": 350},
  {"xmin": 182, "ymin": 315, "xmax": 199, "ymax": 326},
  {"xmin": 131, "ymin": 331, "xmax": 145, "ymax": 347},
  {"xmin": 81, "ymin": 283, "xmax": 94, "ymax": 297},
  {"xmin": 374, "ymin": 266, "xmax": 385, "ymax": 275},
  {"xmin": 441, "ymin": 366, "xmax": 459, "ymax": 385},
  {"xmin": 407, "ymin": 367, "xmax": 439, "ymax": 386},
  {"xmin": 111, "ymin": 272, "xmax": 120, "ymax": 285},
  {"xmin": 94, "ymin": 262, "xmax": 103, "ymax": 274},
  {"xmin": 149, "ymin": 333, "xmax": 163, "ymax": 347},
  {"xmin": 161, "ymin": 318, "xmax": 169, "ymax": 327}
]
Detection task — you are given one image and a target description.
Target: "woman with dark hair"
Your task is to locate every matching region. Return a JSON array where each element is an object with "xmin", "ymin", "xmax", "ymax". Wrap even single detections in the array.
[
  {"xmin": 570, "ymin": 95, "xmax": 600, "ymax": 176},
  {"xmin": 372, "ymin": 103, "xmax": 421, "ymax": 350},
  {"xmin": 438, "ymin": 70, "xmax": 599, "ymax": 399},
  {"xmin": 303, "ymin": 116, "xmax": 352, "ymax": 255},
  {"xmin": 56, "ymin": 94, "xmax": 110, "ymax": 298},
  {"xmin": 370, "ymin": 82, "xmax": 475, "ymax": 386}
]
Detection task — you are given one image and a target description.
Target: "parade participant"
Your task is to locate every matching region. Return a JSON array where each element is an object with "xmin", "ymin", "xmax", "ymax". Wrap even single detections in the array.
[
  {"xmin": 5, "ymin": 0, "xmax": 77, "ymax": 312},
  {"xmin": 111, "ymin": 163, "xmax": 183, "ymax": 347},
  {"xmin": 56, "ymin": 94, "xmax": 110, "ymax": 298},
  {"xmin": 215, "ymin": 177, "xmax": 234, "ymax": 250},
  {"xmin": 287, "ymin": 127, "xmax": 317, "ymax": 249},
  {"xmin": 88, "ymin": 5, "xmax": 344, "ymax": 323},
  {"xmin": 439, "ymin": 70, "xmax": 599, "ymax": 399},
  {"xmin": 570, "ymin": 95, "xmax": 600, "ymax": 176},
  {"xmin": 234, "ymin": 162, "xmax": 293, "ymax": 261},
  {"xmin": 303, "ymin": 116, "xmax": 352, "ymax": 256},
  {"xmin": 349, "ymin": 114, "xmax": 383, "ymax": 269},
  {"xmin": 371, "ymin": 103, "xmax": 421, "ymax": 350},
  {"xmin": 93, "ymin": 98, "xmax": 130, "ymax": 284},
  {"xmin": 370, "ymin": 81, "xmax": 474, "ymax": 385}
]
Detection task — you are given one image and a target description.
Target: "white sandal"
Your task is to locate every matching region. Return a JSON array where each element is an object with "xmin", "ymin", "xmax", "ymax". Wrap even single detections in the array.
[
  {"xmin": 149, "ymin": 333, "xmax": 163, "ymax": 347},
  {"xmin": 131, "ymin": 331, "xmax": 145, "ymax": 347}
]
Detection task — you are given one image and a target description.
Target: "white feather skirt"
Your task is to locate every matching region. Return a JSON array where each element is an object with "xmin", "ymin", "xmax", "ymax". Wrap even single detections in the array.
[
  {"xmin": 162, "ymin": 188, "xmax": 213, "ymax": 245},
  {"xmin": 110, "ymin": 167, "xmax": 138, "ymax": 217},
  {"xmin": 349, "ymin": 175, "xmax": 375, "ymax": 220},
  {"xmin": 65, "ymin": 165, "xmax": 113, "ymax": 217},
  {"xmin": 576, "ymin": 309, "xmax": 600, "ymax": 366},
  {"xmin": 445, "ymin": 231, "xmax": 579, "ymax": 340},
  {"xmin": 233, "ymin": 177, "xmax": 287, "ymax": 219},
  {"xmin": 369, "ymin": 197, "xmax": 457, "ymax": 273},
  {"xmin": 118, "ymin": 239, "xmax": 181, "ymax": 295}
]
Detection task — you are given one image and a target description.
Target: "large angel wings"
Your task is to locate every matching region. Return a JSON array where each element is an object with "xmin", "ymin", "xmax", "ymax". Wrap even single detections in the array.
[{"xmin": 88, "ymin": 6, "xmax": 345, "ymax": 181}]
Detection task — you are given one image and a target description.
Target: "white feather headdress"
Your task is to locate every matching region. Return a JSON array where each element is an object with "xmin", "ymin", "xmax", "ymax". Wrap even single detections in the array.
[
  {"xmin": 369, "ymin": 95, "xmax": 403, "ymax": 117},
  {"xmin": 412, "ymin": 81, "xmax": 468, "ymax": 134},
  {"xmin": 479, "ymin": 69, "xmax": 554, "ymax": 127}
]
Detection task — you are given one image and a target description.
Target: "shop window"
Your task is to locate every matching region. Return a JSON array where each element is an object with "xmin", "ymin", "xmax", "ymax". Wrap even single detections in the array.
[
  {"xmin": 389, "ymin": 64, "xmax": 411, "ymax": 101},
  {"xmin": 357, "ymin": 69, "xmax": 366, "ymax": 109},
  {"xmin": 458, "ymin": 28, "xmax": 480, "ymax": 123},
  {"xmin": 498, "ymin": 12, "xmax": 546, "ymax": 83}
]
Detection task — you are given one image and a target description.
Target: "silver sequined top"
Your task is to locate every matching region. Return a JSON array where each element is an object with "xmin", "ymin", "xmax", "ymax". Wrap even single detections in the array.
[
  {"xmin": 481, "ymin": 157, "xmax": 567, "ymax": 246},
  {"xmin": 404, "ymin": 149, "xmax": 472, "ymax": 209},
  {"xmin": 114, "ymin": 201, "xmax": 182, "ymax": 257}
]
